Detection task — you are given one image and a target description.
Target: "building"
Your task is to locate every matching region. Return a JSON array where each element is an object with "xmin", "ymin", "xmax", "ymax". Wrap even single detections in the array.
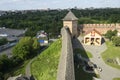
[
  {"xmin": 36, "ymin": 30, "xmax": 48, "ymax": 46},
  {"xmin": 63, "ymin": 11, "xmax": 120, "ymax": 35},
  {"xmin": 80, "ymin": 24, "xmax": 120, "ymax": 34},
  {"xmin": 0, "ymin": 28, "xmax": 26, "ymax": 42},
  {"xmin": 63, "ymin": 11, "xmax": 78, "ymax": 37},
  {"xmin": 62, "ymin": 11, "xmax": 103, "ymax": 46},
  {"xmin": 84, "ymin": 29, "xmax": 102, "ymax": 46}
]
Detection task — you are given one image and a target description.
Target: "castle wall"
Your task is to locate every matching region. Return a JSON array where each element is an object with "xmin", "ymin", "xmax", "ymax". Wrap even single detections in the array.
[
  {"xmin": 57, "ymin": 27, "xmax": 75, "ymax": 80},
  {"xmin": 80, "ymin": 23, "xmax": 120, "ymax": 34}
]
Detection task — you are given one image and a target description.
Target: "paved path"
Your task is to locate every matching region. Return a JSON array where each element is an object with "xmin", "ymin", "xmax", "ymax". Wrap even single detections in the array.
[
  {"xmin": 25, "ymin": 57, "xmax": 36, "ymax": 78},
  {"xmin": 25, "ymin": 46, "xmax": 48, "ymax": 78},
  {"xmin": 73, "ymin": 37, "xmax": 120, "ymax": 80}
]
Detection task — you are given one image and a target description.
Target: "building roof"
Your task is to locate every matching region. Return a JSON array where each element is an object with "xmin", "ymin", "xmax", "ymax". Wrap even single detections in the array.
[
  {"xmin": 63, "ymin": 11, "xmax": 78, "ymax": 21},
  {"xmin": 0, "ymin": 28, "xmax": 26, "ymax": 41},
  {"xmin": 0, "ymin": 28, "xmax": 25, "ymax": 37},
  {"xmin": 85, "ymin": 28, "xmax": 102, "ymax": 36}
]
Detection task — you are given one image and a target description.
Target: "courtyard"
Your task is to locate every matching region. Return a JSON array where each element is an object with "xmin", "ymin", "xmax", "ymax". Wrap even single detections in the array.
[{"xmin": 73, "ymin": 36, "xmax": 120, "ymax": 80}]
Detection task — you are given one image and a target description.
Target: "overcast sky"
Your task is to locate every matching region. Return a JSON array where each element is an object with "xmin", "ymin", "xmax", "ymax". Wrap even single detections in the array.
[{"xmin": 0, "ymin": 0, "xmax": 120, "ymax": 10}]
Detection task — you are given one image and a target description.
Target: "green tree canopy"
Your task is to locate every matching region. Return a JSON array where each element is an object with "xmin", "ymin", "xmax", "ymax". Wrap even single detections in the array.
[
  {"xmin": 12, "ymin": 37, "xmax": 40, "ymax": 60},
  {"xmin": 112, "ymin": 36, "xmax": 120, "ymax": 46},
  {"xmin": 105, "ymin": 30, "xmax": 118, "ymax": 40},
  {"xmin": 0, "ymin": 38, "xmax": 8, "ymax": 46},
  {"xmin": 1, "ymin": 8, "xmax": 120, "ymax": 37}
]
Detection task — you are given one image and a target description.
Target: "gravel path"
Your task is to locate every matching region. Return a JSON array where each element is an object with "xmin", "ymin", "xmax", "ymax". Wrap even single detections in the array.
[{"xmin": 73, "ymin": 36, "xmax": 120, "ymax": 80}]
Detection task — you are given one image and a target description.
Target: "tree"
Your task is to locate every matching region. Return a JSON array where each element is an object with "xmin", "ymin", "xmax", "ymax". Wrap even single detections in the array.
[
  {"xmin": 0, "ymin": 72, "xmax": 3, "ymax": 80},
  {"xmin": 0, "ymin": 38, "xmax": 8, "ymax": 46},
  {"xmin": 112, "ymin": 29, "xmax": 118, "ymax": 36},
  {"xmin": 105, "ymin": 30, "xmax": 113, "ymax": 40},
  {"xmin": 0, "ymin": 54, "xmax": 12, "ymax": 72},
  {"xmin": 0, "ymin": 60, "xmax": 3, "ymax": 71},
  {"xmin": 12, "ymin": 37, "xmax": 40, "ymax": 60},
  {"xmin": 12, "ymin": 37, "xmax": 33, "ymax": 60},
  {"xmin": 105, "ymin": 30, "xmax": 118, "ymax": 40},
  {"xmin": 32, "ymin": 38, "xmax": 40, "ymax": 52},
  {"xmin": 112, "ymin": 36, "xmax": 120, "ymax": 46}
]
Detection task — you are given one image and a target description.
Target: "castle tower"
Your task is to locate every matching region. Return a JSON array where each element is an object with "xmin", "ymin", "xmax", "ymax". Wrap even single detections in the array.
[{"xmin": 63, "ymin": 11, "xmax": 78, "ymax": 37}]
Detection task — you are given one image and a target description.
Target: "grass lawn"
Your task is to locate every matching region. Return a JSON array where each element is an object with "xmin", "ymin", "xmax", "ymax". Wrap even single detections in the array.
[
  {"xmin": 31, "ymin": 39, "xmax": 61, "ymax": 80},
  {"xmin": 4, "ymin": 59, "xmax": 30, "ymax": 79},
  {"xmin": 74, "ymin": 48, "xmax": 93, "ymax": 58},
  {"xmin": 113, "ymin": 78, "xmax": 120, "ymax": 80},
  {"xmin": 102, "ymin": 41, "xmax": 120, "ymax": 69}
]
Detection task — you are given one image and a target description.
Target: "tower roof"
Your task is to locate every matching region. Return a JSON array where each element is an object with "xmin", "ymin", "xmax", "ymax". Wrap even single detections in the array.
[{"xmin": 63, "ymin": 11, "xmax": 78, "ymax": 21}]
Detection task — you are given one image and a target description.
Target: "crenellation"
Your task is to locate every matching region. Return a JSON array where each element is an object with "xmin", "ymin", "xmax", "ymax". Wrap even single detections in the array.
[
  {"xmin": 80, "ymin": 23, "xmax": 120, "ymax": 34},
  {"xmin": 93, "ymin": 24, "xmax": 96, "ymax": 26},
  {"xmin": 81, "ymin": 23, "xmax": 120, "ymax": 28},
  {"xmin": 99, "ymin": 24, "xmax": 103, "ymax": 26},
  {"xmin": 96, "ymin": 24, "xmax": 100, "ymax": 27},
  {"xmin": 106, "ymin": 24, "xmax": 109, "ymax": 27},
  {"xmin": 111, "ymin": 24, "xmax": 115, "ymax": 27}
]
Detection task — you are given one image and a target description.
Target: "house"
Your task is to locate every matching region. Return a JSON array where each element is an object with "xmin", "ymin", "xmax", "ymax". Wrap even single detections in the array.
[
  {"xmin": 83, "ymin": 29, "xmax": 102, "ymax": 46},
  {"xmin": 36, "ymin": 30, "xmax": 48, "ymax": 46}
]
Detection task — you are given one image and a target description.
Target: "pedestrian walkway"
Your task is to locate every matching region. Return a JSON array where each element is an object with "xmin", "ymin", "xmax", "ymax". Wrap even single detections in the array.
[
  {"xmin": 25, "ymin": 46, "xmax": 48, "ymax": 79},
  {"xmin": 25, "ymin": 57, "xmax": 36, "ymax": 78}
]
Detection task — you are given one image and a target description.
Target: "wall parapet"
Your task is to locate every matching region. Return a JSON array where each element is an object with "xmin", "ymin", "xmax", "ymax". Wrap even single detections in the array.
[
  {"xmin": 80, "ymin": 23, "xmax": 120, "ymax": 28},
  {"xmin": 57, "ymin": 27, "xmax": 75, "ymax": 80}
]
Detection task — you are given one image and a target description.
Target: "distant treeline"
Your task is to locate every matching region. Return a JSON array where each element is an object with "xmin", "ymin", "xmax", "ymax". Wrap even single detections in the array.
[{"xmin": 0, "ymin": 8, "xmax": 120, "ymax": 37}]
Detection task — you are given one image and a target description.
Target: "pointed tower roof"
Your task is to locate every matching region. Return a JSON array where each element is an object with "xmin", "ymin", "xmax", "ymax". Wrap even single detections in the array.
[{"xmin": 63, "ymin": 11, "xmax": 78, "ymax": 21}]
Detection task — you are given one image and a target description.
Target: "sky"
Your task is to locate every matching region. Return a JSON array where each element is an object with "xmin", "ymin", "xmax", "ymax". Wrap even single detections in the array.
[{"xmin": 0, "ymin": 0, "xmax": 120, "ymax": 10}]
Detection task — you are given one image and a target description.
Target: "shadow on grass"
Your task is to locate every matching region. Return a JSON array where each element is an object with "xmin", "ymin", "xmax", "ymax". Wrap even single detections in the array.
[{"xmin": 72, "ymin": 37, "xmax": 98, "ymax": 80}]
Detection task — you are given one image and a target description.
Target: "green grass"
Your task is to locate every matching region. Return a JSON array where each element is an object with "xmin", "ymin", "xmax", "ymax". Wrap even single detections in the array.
[
  {"xmin": 102, "ymin": 41, "xmax": 120, "ymax": 69},
  {"xmin": 74, "ymin": 48, "xmax": 93, "ymax": 58},
  {"xmin": 31, "ymin": 39, "xmax": 62, "ymax": 80},
  {"xmin": 113, "ymin": 78, "xmax": 120, "ymax": 80}
]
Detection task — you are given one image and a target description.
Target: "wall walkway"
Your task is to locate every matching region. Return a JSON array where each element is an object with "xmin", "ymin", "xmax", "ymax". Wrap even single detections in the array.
[{"xmin": 57, "ymin": 27, "xmax": 75, "ymax": 80}]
